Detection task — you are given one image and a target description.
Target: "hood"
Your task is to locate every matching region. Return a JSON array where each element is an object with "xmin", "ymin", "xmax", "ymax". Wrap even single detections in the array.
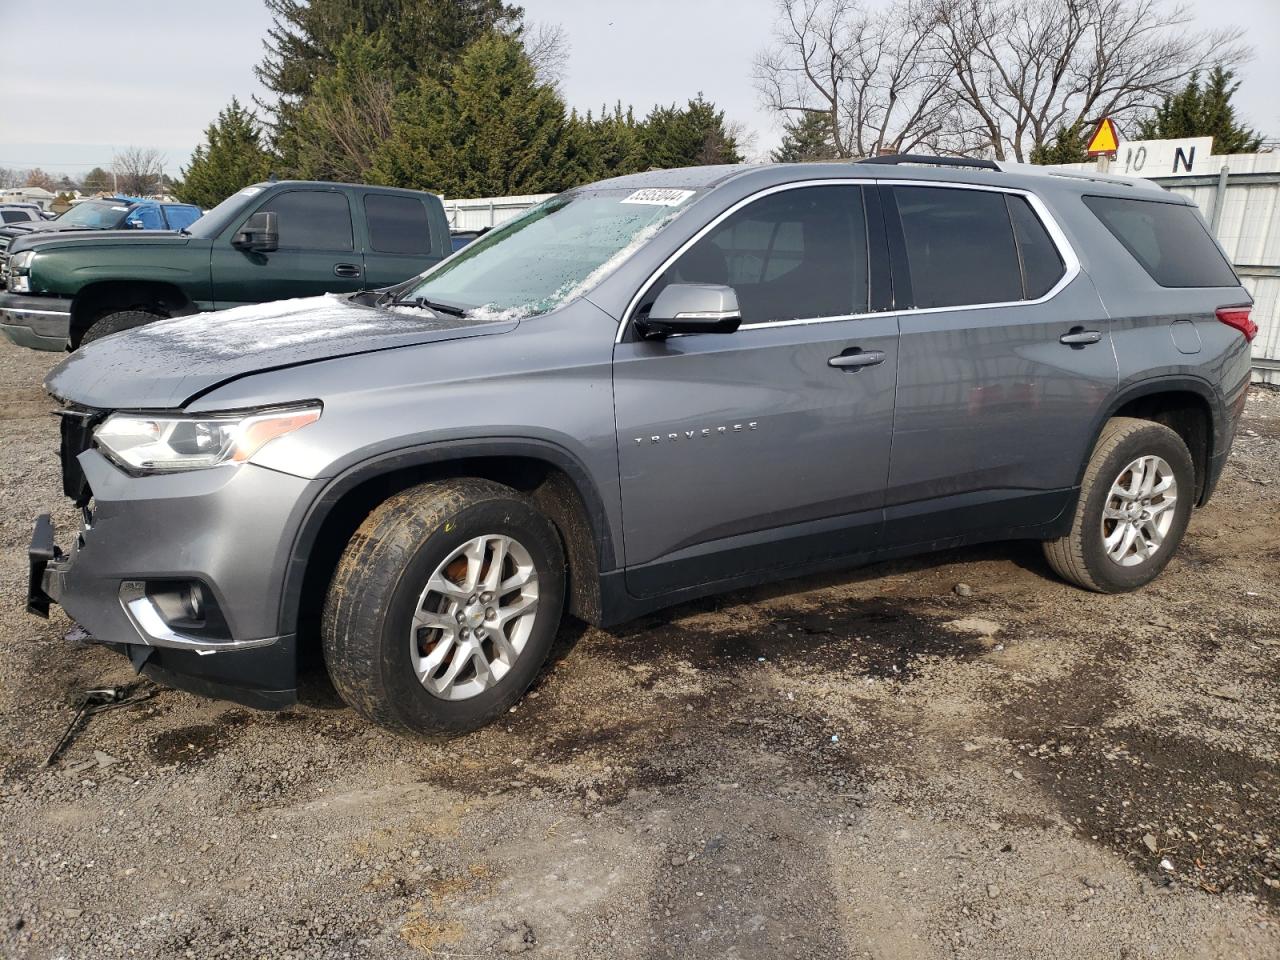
[
  {"xmin": 8, "ymin": 229, "xmax": 189, "ymax": 254},
  {"xmin": 1, "ymin": 220, "xmax": 108, "ymax": 239},
  {"xmin": 46, "ymin": 294, "xmax": 519, "ymax": 409}
]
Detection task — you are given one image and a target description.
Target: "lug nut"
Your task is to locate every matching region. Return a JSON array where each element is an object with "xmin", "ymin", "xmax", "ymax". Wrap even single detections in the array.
[
  {"xmin": 455, "ymin": 611, "xmax": 465, "ymax": 622},
  {"xmin": 485, "ymin": 608, "xmax": 496, "ymax": 620},
  {"xmin": 468, "ymin": 595, "xmax": 478, "ymax": 605},
  {"xmin": 481, "ymin": 592, "xmax": 493, "ymax": 603},
  {"xmin": 460, "ymin": 627, "xmax": 469, "ymax": 638}
]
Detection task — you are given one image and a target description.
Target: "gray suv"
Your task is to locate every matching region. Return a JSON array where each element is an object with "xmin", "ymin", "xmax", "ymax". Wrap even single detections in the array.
[{"xmin": 28, "ymin": 156, "xmax": 1255, "ymax": 737}]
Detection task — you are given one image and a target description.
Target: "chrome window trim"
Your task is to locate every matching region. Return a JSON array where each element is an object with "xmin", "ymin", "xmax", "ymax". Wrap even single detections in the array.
[{"xmin": 616, "ymin": 177, "xmax": 1081, "ymax": 343}]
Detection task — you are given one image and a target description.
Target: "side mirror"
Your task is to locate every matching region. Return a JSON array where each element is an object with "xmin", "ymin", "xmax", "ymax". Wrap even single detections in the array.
[
  {"xmin": 126, "ymin": 218, "xmax": 144, "ymax": 229},
  {"xmin": 636, "ymin": 283, "xmax": 742, "ymax": 339},
  {"xmin": 232, "ymin": 211, "xmax": 279, "ymax": 252}
]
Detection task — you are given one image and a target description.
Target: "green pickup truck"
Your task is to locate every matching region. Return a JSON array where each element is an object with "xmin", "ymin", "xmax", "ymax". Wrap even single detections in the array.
[{"xmin": 0, "ymin": 180, "xmax": 451, "ymax": 350}]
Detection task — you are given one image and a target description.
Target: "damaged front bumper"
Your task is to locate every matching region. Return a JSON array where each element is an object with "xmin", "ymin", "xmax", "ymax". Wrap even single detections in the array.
[{"xmin": 28, "ymin": 448, "xmax": 326, "ymax": 710}]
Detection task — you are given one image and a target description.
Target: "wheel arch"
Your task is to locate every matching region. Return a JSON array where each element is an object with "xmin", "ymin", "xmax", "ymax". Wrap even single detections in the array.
[
  {"xmin": 69, "ymin": 280, "xmax": 195, "ymax": 346},
  {"xmin": 280, "ymin": 439, "xmax": 617, "ymax": 655},
  {"xmin": 1085, "ymin": 376, "xmax": 1222, "ymax": 504}
]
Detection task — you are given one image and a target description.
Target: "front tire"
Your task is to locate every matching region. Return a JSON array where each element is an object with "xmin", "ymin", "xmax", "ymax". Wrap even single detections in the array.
[
  {"xmin": 1043, "ymin": 417, "xmax": 1195, "ymax": 593},
  {"xmin": 79, "ymin": 308, "xmax": 164, "ymax": 347},
  {"xmin": 322, "ymin": 479, "xmax": 566, "ymax": 736}
]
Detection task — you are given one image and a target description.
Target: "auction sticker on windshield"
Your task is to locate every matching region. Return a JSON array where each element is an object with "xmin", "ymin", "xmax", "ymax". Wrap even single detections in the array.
[{"xmin": 621, "ymin": 188, "xmax": 695, "ymax": 206}]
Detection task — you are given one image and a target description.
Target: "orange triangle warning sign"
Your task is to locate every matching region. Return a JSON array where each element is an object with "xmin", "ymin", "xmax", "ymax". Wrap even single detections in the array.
[{"xmin": 1086, "ymin": 118, "xmax": 1120, "ymax": 156}]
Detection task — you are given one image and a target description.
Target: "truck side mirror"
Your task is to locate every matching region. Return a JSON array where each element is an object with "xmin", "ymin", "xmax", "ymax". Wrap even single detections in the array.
[{"xmin": 232, "ymin": 211, "xmax": 279, "ymax": 252}]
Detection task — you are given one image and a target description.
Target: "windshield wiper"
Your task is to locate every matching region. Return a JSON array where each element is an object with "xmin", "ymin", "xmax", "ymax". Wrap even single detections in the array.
[{"xmin": 386, "ymin": 295, "xmax": 467, "ymax": 317}]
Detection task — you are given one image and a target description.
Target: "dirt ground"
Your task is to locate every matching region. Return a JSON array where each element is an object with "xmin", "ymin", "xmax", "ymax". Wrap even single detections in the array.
[{"xmin": 0, "ymin": 334, "xmax": 1277, "ymax": 960}]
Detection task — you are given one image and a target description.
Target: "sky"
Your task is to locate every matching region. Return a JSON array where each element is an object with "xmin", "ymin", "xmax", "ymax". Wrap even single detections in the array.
[{"xmin": 0, "ymin": 0, "xmax": 1276, "ymax": 179}]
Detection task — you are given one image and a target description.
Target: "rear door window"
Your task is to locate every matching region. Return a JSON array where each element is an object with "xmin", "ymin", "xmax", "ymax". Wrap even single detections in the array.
[
  {"xmin": 1, "ymin": 210, "xmax": 29, "ymax": 223},
  {"xmin": 649, "ymin": 184, "xmax": 870, "ymax": 324},
  {"xmin": 364, "ymin": 194, "xmax": 432, "ymax": 255},
  {"xmin": 255, "ymin": 190, "xmax": 354, "ymax": 251},
  {"xmin": 1083, "ymin": 195, "xmax": 1237, "ymax": 287},
  {"xmin": 893, "ymin": 186, "xmax": 1023, "ymax": 309}
]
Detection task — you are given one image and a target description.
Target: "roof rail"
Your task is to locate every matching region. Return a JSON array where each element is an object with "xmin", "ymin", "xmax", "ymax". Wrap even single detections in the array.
[{"xmin": 858, "ymin": 154, "xmax": 1000, "ymax": 172}]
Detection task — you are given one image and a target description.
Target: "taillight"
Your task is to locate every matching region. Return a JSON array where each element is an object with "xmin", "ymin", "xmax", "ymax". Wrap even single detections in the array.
[{"xmin": 1216, "ymin": 306, "xmax": 1257, "ymax": 342}]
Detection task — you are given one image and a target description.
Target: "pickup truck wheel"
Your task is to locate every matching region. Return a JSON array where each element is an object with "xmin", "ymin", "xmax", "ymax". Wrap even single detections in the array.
[
  {"xmin": 321, "ymin": 479, "xmax": 566, "ymax": 737},
  {"xmin": 1043, "ymin": 417, "xmax": 1194, "ymax": 593},
  {"xmin": 79, "ymin": 308, "xmax": 164, "ymax": 346}
]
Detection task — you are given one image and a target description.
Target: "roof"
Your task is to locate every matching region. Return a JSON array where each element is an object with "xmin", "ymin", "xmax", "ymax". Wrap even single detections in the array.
[{"xmin": 585, "ymin": 158, "xmax": 1170, "ymax": 200}]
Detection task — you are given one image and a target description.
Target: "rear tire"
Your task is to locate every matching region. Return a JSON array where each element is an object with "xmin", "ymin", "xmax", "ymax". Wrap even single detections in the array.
[
  {"xmin": 322, "ymin": 479, "xmax": 566, "ymax": 737},
  {"xmin": 1043, "ymin": 417, "xmax": 1195, "ymax": 593},
  {"xmin": 79, "ymin": 308, "xmax": 164, "ymax": 347}
]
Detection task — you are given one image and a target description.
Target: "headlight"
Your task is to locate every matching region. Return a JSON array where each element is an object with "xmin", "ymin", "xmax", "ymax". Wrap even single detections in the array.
[
  {"xmin": 93, "ymin": 405, "xmax": 321, "ymax": 473},
  {"xmin": 10, "ymin": 250, "xmax": 34, "ymax": 271}
]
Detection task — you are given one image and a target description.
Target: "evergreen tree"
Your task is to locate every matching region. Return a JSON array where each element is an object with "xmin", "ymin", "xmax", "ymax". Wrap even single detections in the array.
[
  {"xmin": 565, "ymin": 103, "xmax": 645, "ymax": 183},
  {"xmin": 638, "ymin": 94, "xmax": 742, "ymax": 168},
  {"xmin": 372, "ymin": 32, "xmax": 570, "ymax": 196},
  {"xmin": 82, "ymin": 167, "xmax": 113, "ymax": 194},
  {"xmin": 1029, "ymin": 122, "xmax": 1089, "ymax": 165},
  {"xmin": 1136, "ymin": 67, "xmax": 1263, "ymax": 153},
  {"xmin": 772, "ymin": 112, "xmax": 837, "ymax": 163},
  {"xmin": 256, "ymin": 0, "xmax": 521, "ymax": 166},
  {"xmin": 174, "ymin": 99, "xmax": 274, "ymax": 209},
  {"xmin": 290, "ymin": 31, "xmax": 397, "ymax": 181}
]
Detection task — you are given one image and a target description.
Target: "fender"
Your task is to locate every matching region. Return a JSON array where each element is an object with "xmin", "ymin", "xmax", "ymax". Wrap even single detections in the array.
[
  {"xmin": 276, "ymin": 436, "xmax": 619, "ymax": 638},
  {"xmin": 1077, "ymin": 373, "xmax": 1224, "ymax": 495}
]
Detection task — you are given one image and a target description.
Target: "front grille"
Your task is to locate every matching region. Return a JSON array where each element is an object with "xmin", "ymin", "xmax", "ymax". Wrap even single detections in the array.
[
  {"xmin": 56, "ymin": 407, "xmax": 103, "ymax": 506},
  {"xmin": 0, "ymin": 236, "xmax": 9, "ymax": 288}
]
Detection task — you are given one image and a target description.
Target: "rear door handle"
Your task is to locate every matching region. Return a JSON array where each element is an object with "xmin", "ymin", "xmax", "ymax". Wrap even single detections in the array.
[
  {"xmin": 829, "ymin": 348, "xmax": 886, "ymax": 370},
  {"xmin": 334, "ymin": 263, "xmax": 362, "ymax": 279},
  {"xmin": 1059, "ymin": 328, "xmax": 1102, "ymax": 346}
]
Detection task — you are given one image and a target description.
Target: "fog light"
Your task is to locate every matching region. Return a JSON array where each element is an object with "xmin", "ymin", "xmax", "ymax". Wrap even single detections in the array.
[{"xmin": 182, "ymin": 582, "xmax": 204, "ymax": 620}]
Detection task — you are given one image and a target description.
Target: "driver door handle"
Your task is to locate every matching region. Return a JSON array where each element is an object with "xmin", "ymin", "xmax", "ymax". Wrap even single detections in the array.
[
  {"xmin": 829, "ymin": 348, "xmax": 886, "ymax": 370},
  {"xmin": 334, "ymin": 263, "xmax": 362, "ymax": 279},
  {"xmin": 1059, "ymin": 328, "xmax": 1102, "ymax": 345}
]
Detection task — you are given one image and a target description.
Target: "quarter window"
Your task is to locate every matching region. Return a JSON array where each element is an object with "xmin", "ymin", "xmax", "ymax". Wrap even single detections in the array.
[
  {"xmin": 646, "ymin": 185, "xmax": 869, "ymax": 325},
  {"xmin": 1008, "ymin": 195, "xmax": 1065, "ymax": 299},
  {"xmin": 894, "ymin": 186, "xmax": 1023, "ymax": 309},
  {"xmin": 364, "ymin": 194, "xmax": 431, "ymax": 255},
  {"xmin": 255, "ymin": 190, "xmax": 354, "ymax": 251},
  {"xmin": 1082, "ymin": 195, "xmax": 1236, "ymax": 288}
]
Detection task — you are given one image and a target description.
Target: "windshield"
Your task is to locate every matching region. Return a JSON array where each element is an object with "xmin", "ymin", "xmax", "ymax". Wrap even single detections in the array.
[
  {"xmin": 185, "ymin": 184, "xmax": 268, "ymax": 239},
  {"xmin": 56, "ymin": 200, "xmax": 130, "ymax": 229},
  {"xmin": 402, "ymin": 187, "xmax": 698, "ymax": 319}
]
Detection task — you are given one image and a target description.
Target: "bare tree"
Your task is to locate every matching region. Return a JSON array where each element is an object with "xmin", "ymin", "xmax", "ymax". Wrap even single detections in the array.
[
  {"xmin": 0, "ymin": 167, "xmax": 24, "ymax": 189},
  {"xmin": 754, "ymin": 0, "xmax": 959, "ymax": 159},
  {"xmin": 23, "ymin": 168, "xmax": 57, "ymax": 191},
  {"xmin": 112, "ymin": 146, "xmax": 166, "ymax": 196},
  {"xmin": 520, "ymin": 21, "xmax": 570, "ymax": 89},
  {"xmin": 933, "ymin": 0, "xmax": 1251, "ymax": 161},
  {"xmin": 299, "ymin": 72, "xmax": 397, "ymax": 181}
]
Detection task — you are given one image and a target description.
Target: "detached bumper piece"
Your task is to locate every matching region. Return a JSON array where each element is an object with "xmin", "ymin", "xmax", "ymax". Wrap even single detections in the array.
[{"xmin": 27, "ymin": 513, "xmax": 57, "ymax": 617}]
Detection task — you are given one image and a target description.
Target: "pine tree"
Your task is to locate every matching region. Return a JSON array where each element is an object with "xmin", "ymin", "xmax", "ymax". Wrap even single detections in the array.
[
  {"xmin": 1136, "ymin": 67, "xmax": 1263, "ymax": 154},
  {"xmin": 772, "ymin": 112, "xmax": 838, "ymax": 163},
  {"xmin": 565, "ymin": 103, "xmax": 645, "ymax": 183},
  {"xmin": 174, "ymin": 99, "xmax": 274, "ymax": 209},
  {"xmin": 372, "ymin": 32, "xmax": 571, "ymax": 196},
  {"xmin": 638, "ymin": 95, "xmax": 742, "ymax": 169},
  {"xmin": 256, "ymin": 0, "xmax": 521, "ymax": 167},
  {"xmin": 1029, "ymin": 122, "xmax": 1089, "ymax": 165}
]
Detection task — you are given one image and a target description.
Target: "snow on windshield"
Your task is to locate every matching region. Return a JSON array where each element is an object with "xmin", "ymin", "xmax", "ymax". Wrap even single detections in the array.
[{"xmin": 406, "ymin": 188, "xmax": 694, "ymax": 322}]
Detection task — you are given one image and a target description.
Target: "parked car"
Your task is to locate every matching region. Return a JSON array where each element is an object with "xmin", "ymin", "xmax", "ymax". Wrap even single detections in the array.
[
  {"xmin": 0, "ymin": 180, "xmax": 449, "ymax": 350},
  {"xmin": 27, "ymin": 157, "xmax": 1253, "ymax": 737},
  {"xmin": 0, "ymin": 203, "xmax": 44, "ymax": 225},
  {"xmin": 449, "ymin": 228, "xmax": 488, "ymax": 252},
  {"xmin": 0, "ymin": 197, "xmax": 203, "ymax": 298}
]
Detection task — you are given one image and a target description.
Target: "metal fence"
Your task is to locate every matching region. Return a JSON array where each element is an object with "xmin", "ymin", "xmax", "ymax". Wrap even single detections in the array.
[{"xmin": 441, "ymin": 194, "xmax": 554, "ymax": 231}]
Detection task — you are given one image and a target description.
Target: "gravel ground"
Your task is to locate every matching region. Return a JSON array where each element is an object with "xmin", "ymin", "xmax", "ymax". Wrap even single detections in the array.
[{"xmin": 0, "ymin": 335, "xmax": 1277, "ymax": 960}]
